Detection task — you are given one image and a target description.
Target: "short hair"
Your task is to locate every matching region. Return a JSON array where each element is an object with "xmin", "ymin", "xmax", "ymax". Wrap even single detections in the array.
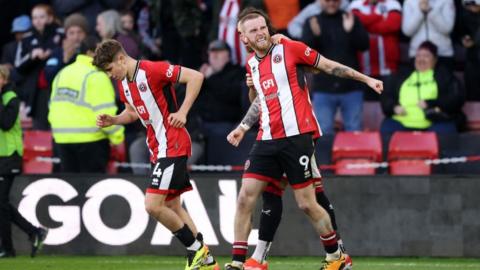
[
  {"xmin": 92, "ymin": 39, "xmax": 125, "ymax": 71},
  {"xmin": 0, "ymin": 65, "xmax": 10, "ymax": 81},
  {"xmin": 32, "ymin": 3, "xmax": 55, "ymax": 17},
  {"xmin": 79, "ymin": 36, "xmax": 99, "ymax": 54},
  {"xmin": 237, "ymin": 7, "xmax": 276, "ymax": 35},
  {"xmin": 64, "ymin": 13, "xmax": 89, "ymax": 34},
  {"xmin": 97, "ymin": 10, "xmax": 125, "ymax": 39},
  {"xmin": 418, "ymin": 41, "xmax": 438, "ymax": 57}
]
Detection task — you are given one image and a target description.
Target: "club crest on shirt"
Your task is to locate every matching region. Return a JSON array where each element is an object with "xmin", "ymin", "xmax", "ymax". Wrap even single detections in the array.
[
  {"xmin": 139, "ymin": 82, "xmax": 147, "ymax": 92},
  {"xmin": 273, "ymin": 54, "xmax": 283, "ymax": 64}
]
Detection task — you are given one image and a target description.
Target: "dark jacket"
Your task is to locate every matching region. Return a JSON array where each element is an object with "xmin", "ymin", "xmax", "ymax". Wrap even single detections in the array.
[
  {"xmin": 381, "ymin": 65, "xmax": 466, "ymax": 127},
  {"xmin": 0, "ymin": 87, "xmax": 22, "ymax": 174},
  {"xmin": 301, "ymin": 11, "xmax": 369, "ymax": 93},
  {"xmin": 14, "ymin": 24, "xmax": 62, "ymax": 112},
  {"xmin": 196, "ymin": 62, "xmax": 245, "ymax": 123}
]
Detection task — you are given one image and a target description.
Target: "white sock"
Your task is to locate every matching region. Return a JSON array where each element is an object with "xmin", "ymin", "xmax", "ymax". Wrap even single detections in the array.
[
  {"xmin": 325, "ymin": 248, "xmax": 341, "ymax": 262},
  {"xmin": 251, "ymin": 240, "xmax": 271, "ymax": 263},
  {"xmin": 187, "ymin": 239, "xmax": 202, "ymax": 251}
]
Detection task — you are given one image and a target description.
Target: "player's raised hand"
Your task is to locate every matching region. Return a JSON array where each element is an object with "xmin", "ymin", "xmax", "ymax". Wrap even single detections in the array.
[
  {"xmin": 271, "ymin": 34, "xmax": 289, "ymax": 44},
  {"xmin": 366, "ymin": 77, "xmax": 383, "ymax": 94},
  {"xmin": 168, "ymin": 112, "xmax": 187, "ymax": 128},
  {"xmin": 227, "ymin": 126, "xmax": 246, "ymax": 147},
  {"xmin": 97, "ymin": 114, "xmax": 115, "ymax": 128}
]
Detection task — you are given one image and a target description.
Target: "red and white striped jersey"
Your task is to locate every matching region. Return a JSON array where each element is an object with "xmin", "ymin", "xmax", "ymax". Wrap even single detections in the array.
[
  {"xmin": 246, "ymin": 39, "xmax": 322, "ymax": 141},
  {"xmin": 218, "ymin": 0, "xmax": 248, "ymax": 65},
  {"xmin": 118, "ymin": 60, "xmax": 191, "ymax": 162}
]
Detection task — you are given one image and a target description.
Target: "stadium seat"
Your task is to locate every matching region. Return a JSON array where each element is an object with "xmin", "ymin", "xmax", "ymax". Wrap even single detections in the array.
[
  {"xmin": 107, "ymin": 142, "xmax": 127, "ymax": 174},
  {"xmin": 463, "ymin": 102, "xmax": 480, "ymax": 132},
  {"xmin": 332, "ymin": 131, "xmax": 382, "ymax": 175},
  {"xmin": 387, "ymin": 131, "xmax": 439, "ymax": 175},
  {"xmin": 23, "ymin": 130, "xmax": 53, "ymax": 174}
]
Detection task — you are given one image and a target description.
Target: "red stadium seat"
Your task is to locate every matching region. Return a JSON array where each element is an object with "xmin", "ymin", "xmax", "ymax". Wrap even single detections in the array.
[
  {"xmin": 23, "ymin": 130, "xmax": 53, "ymax": 174},
  {"xmin": 389, "ymin": 160, "xmax": 431, "ymax": 175},
  {"xmin": 387, "ymin": 131, "xmax": 439, "ymax": 175},
  {"xmin": 463, "ymin": 102, "xmax": 480, "ymax": 132},
  {"xmin": 107, "ymin": 142, "xmax": 127, "ymax": 174},
  {"xmin": 332, "ymin": 131, "xmax": 382, "ymax": 175}
]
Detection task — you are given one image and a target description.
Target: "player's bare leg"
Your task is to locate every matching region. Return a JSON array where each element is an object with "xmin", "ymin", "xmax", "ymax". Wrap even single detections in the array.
[
  {"xmin": 293, "ymin": 185, "xmax": 346, "ymax": 270},
  {"xmin": 226, "ymin": 179, "xmax": 268, "ymax": 270},
  {"xmin": 166, "ymin": 196, "xmax": 198, "ymax": 236},
  {"xmin": 145, "ymin": 193, "xmax": 216, "ymax": 270}
]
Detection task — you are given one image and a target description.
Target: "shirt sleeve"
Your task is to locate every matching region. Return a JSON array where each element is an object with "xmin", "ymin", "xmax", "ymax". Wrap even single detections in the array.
[
  {"xmin": 152, "ymin": 61, "xmax": 182, "ymax": 84},
  {"xmin": 284, "ymin": 39, "xmax": 321, "ymax": 67}
]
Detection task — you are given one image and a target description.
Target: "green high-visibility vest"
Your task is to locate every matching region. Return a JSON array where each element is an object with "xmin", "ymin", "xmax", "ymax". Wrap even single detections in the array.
[
  {"xmin": 0, "ymin": 90, "xmax": 23, "ymax": 157},
  {"xmin": 393, "ymin": 69, "xmax": 438, "ymax": 129},
  {"xmin": 48, "ymin": 54, "xmax": 124, "ymax": 144}
]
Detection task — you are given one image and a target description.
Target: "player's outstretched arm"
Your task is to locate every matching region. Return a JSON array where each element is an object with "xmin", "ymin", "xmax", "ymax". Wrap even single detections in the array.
[
  {"xmin": 169, "ymin": 67, "xmax": 204, "ymax": 128},
  {"xmin": 316, "ymin": 56, "xmax": 383, "ymax": 94},
  {"xmin": 97, "ymin": 103, "xmax": 138, "ymax": 127}
]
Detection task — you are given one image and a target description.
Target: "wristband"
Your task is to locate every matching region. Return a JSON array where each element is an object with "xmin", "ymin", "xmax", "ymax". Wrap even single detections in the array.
[{"xmin": 239, "ymin": 122, "xmax": 250, "ymax": 131}]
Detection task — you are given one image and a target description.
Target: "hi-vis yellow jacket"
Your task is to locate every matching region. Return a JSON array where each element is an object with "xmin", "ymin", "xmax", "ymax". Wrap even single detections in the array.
[{"xmin": 48, "ymin": 54, "xmax": 124, "ymax": 144}]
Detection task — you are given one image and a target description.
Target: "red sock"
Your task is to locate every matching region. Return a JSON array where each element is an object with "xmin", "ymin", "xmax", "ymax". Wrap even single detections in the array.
[
  {"xmin": 232, "ymin": 241, "xmax": 248, "ymax": 263},
  {"xmin": 320, "ymin": 231, "xmax": 339, "ymax": 254}
]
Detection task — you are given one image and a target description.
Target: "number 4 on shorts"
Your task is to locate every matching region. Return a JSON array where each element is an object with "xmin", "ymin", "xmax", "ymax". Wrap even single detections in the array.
[{"xmin": 152, "ymin": 163, "xmax": 163, "ymax": 178}]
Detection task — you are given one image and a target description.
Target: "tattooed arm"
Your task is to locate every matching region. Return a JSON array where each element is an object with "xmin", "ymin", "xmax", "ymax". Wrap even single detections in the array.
[
  {"xmin": 239, "ymin": 96, "xmax": 261, "ymax": 131},
  {"xmin": 316, "ymin": 56, "xmax": 384, "ymax": 94},
  {"xmin": 227, "ymin": 96, "xmax": 261, "ymax": 147}
]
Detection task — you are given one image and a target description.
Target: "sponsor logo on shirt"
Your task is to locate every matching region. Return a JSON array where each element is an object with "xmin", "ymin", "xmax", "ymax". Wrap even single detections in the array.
[
  {"xmin": 305, "ymin": 47, "xmax": 312, "ymax": 56},
  {"xmin": 166, "ymin": 65, "xmax": 174, "ymax": 78}
]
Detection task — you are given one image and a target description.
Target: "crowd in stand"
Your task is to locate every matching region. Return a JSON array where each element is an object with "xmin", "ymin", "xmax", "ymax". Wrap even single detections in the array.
[{"xmin": 0, "ymin": 0, "xmax": 479, "ymax": 174}]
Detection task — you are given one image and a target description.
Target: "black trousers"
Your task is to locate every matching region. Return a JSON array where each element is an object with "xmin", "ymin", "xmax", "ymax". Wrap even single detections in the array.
[
  {"xmin": 0, "ymin": 174, "xmax": 37, "ymax": 252},
  {"xmin": 56, "ymin": 139, "xmax": 110, "ymax": 173}
]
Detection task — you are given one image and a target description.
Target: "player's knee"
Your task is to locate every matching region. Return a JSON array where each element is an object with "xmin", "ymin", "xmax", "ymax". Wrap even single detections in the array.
[
  {"xmin": 296, "ymin": 199, "xmax": 315, "ymax": 215},
  {"xmin": 237, "ymin": 191, "xmax": 255, "ymax": 211},
  {"xmin": 145, "ymin": 201, "xmax": 165, "ymax": 216}
]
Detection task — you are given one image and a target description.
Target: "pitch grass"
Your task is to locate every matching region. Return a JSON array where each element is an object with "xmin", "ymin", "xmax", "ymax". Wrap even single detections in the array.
[{"xmin": 1, "ymin": 256, "xmax": 480, "ymax": 270}]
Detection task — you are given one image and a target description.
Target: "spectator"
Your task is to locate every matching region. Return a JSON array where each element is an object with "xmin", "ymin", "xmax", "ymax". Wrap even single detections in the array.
[
  {"xmin": 460, "ymin": 0, "xmax": 480, "ymax": 100},
  {"xmin": 134, "ymin": 2, "xmax": 161, "ymax": 58},
  {"xmin": 44, "ymin": 13, "xmax": 89, "ymax": 84},
  {"xmin": 0, "ymin": 65, "xmax": 48, "ymax": 259},
  {"xmin": 301, "ymin": 0, "xmax": 370, "ymax": 135},
  {"xmin": 210, "ymin": 0, "xmax": 265, "ymax": 65},
  {"xmin": 380, "ymin": 41, "xmax": 465, "ymax": 135},
  {"xmin": 1, "ymin": 15, "xmax": 32, "ymax": 93},
  {"xmin": 402, "ymin": 0, "xmax": 456, "ymax": 69},
  {"xmin": 15, "ymin": 4, "xmax": 63, "ymax": 130},
  {"xmin": 287, "ymin": 0, "xmax": 350, "ymax": 39},
  {"xmin": 48, "ymin": 37, "xmax": 124, "ymax": 173},
  {"xmin": 350, "ymin": 0, "xmax": 402, "ymax": 100},
  {"xmin": 197, "ymin": 40, "xmax": 245, "ymax": 137},
  {"xmin": 52, "ymin": 0, "xmax": 134, "ymax": 34},
  {"xmin": 96, "ymin": 10, "xmax": 140, "ymax": 59}
]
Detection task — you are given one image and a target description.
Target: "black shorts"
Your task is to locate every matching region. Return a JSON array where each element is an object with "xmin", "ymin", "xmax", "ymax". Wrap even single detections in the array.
[
  {"xmin": 243, "ymin": 134, "xmax": 317, "ymax": 190},
  {"xmin": 264, "ymin": 156, "xmax": 324, "ymax": 196},
  {"xmin": 146, "ymin": 156, "xmax": 192, "ymax": 201}
]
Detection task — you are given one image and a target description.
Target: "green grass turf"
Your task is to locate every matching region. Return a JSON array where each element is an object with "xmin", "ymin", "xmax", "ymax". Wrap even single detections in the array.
[{"xmin": 1, "ymin": 256, "xmax": 480, "ymax": 270}]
